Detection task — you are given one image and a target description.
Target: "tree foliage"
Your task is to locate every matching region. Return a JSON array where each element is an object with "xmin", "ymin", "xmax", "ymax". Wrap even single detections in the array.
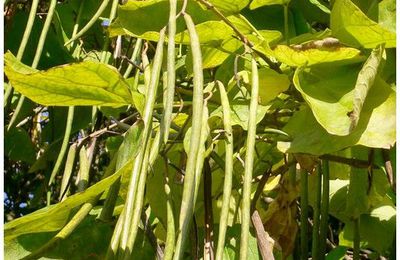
[{"xmin": 3, "ymin": 0, "xmax": 396, "ymax": 259}]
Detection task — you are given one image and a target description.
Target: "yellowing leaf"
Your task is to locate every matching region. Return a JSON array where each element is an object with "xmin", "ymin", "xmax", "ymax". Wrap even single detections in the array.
[
  {"xmin": 331, "ymin": 0, "xmax": 396, "ymax": 48},
  {"xmin": 258, "ymin": 68, "xmax": 290, "ymax": 105},
  {"xmin": 268, "ymin": 44, "xmax": 364, "ymax": 67},
  {"xmin": 263, "ymin": 176, "xmax": 299, "ymax": 257},
  {"xmin": 4, "ymin": 52, "xmax": 133, "ymax": 107},
  {"xmin": 250, "ymin": 0, "xmax": 291, "ymax": 9},
  {"xmin": 208, "ymin": 0, "xmax": 250, "ymax": 13}
]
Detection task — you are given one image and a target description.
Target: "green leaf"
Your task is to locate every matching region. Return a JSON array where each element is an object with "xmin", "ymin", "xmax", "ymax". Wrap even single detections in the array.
[
  {"xmin": 348, "ymin": 44, "xmax": 384, "ymax": 131},
  {"xmin": 265, "ymin": 44, "xmax": 364, "ymax": 67},
  {"xmin": 210, "ymin": 74, "xmax": 270, "ymax": 130},
  {"xmin": 4, "ymin": 161, "xmax": 133, "ymax": 241},
  {"xmin": 376, "ymin": 0, "xmax": 396, "ymax": 33},
  {"xmin": 325, "ymin": 246, "xmax": 347, "ymax": 260},
  {"xmin": 309, "ymin": 0, "xmax": 331, "ymax": 14},
  {"xmin": 289, "ymin": 29, "xmax": 332, "ymax": 45},
  {"xmin": 307, "ymin": 0, "xmax": 330, "ymax": 14},
  {"xmin": 110, "ymin": 0, "xmax": 217, "ymax": 40},
  {"xmin": 250, "ymin": 0, "xmax": 291, "ymax": 9},
  {"xmin": 293, "ymin": 64, "xmax": 357, "ymax": 136},
  {"xmin": 5, "ymin": 216, "xmax": 113, "ymax": 259},
  {"xmin": 258, "ymin": 68, "xmax": 290, "ymax": 105},
  {"xmin": 4, "ymin": 128, "xmax": 36, "ymax": 164},
  {"xmin": 293, "ymin": 61, "xmax": 388, "ymax": 136},
  {"xmin": 146, "ymin": 151, "xmax": 184, "ymax": 228},
  {"xmin": 5, "ymin": 216, "xmax": 155, "ymax": 259},
  {"xmin": 331, "ymin": 0, "xmax": 396, "ymax": 48},
  {"xmin": 116, "ymin": 122, "xmax": 144, "ymax": 170},
  {"xmin": 4, "ymin": 52, "xmax": 133, "ymax": 107},
  {"xmin": 208, "ymin": 0, "xmax": 251, "ymax": 13},
  {"xmin": 345, "ymin": 148, "xmax": 370, "ymax": 218},
  {"xmin": 223, "ymin": 224, "xmax": 260, "ymax": 259},
  {"xmin": 339, "ymin": 204, "xmax": 396, "ymax": 253},
  {"xmin": 277, "ymin": 77, "xmax": 395, "ymax": 155},
  {"xmin": 177, "ymin": 21, "xmax": 234, "ymax": 45},
  {"xmin": 184, "ymin": 16, "xmax": 282, "ymax": 69}
]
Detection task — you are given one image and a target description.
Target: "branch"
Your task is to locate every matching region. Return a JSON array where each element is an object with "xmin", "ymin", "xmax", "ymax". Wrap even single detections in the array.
[
  {"xmin": 320, "ymin": 154, "xmax": 379, "ymax": 169},
  {"xmin": 196, "ymin": 0, "xmax": 282, "ymax": 73},
  {"xmin": 251, "ymin": 210, "xmax": 275, "ymax": 260}
]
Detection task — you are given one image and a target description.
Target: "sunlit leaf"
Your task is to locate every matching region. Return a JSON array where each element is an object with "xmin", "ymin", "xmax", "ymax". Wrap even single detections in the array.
[
  {"xmin": 339, "ymin": 204, "xmax": 396, "ymax": 253},
  {"xmin": 208, "ymin": 0, "xmax": 251, "ymax": 13},
  {"xmin": 278, "ymin": 77, "xmax": 395, "ymax": 155},
  {"xmin": 331, "ymin": 0, "xmax": 396, "ymax": 48},
  {"xmin": 223, "ymin": 224, "xmax": 260, "ymax": 259},
  {"xmin": 5, "ymin": 216, "xmax": 155, "ymax": 259},
  {"xmin": 293, "ymin": 61, "xmax": 389, "ymax": 136},
  {"xmin": 110, "ymin": 0, "xmax": 218, "ymax": 40},
  {"xmin": 266, "ymin": 44, "xmax": 364, "ymax": 67},
  {"xmin": 4, "ymin": 52, "xmax": 134, "ymax": 107},
  {"xmin": 250, "ymin": 0, "xmax": 291, "ymax": 9},
  {"xmin": 258, "ymin": 68, "xmax": 290, "ymax": 105},
  {"xmin": 4, "ymin": 161, "xmax": 133, "ymax": 241},
  {"xmin": 308, "ymin": 0, "xmax": 330, "ymax": 14}
]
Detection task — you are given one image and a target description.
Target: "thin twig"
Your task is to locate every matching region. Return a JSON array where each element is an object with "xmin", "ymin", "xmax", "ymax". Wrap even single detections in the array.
[
  {"xmin": 203, "ymin": 159, "xmax": 214, "ymax": 260},
  {"xmin": 141, "ymin": 211, "xmax": 164, "ymax": 260},
  {"xmin": 251, "ymin": 210, "xmax": 275, "ymax": 260},
  {"xmin": 320, "ymin": 154, "xmax": 379, "ymax": 169},
  {"xmin": 382, "ymin": 149, "xmax": 395, "ymax": 192},
  {"xmin": 196, "ymin": 0, "xmax": 282, "ymax": 73}
]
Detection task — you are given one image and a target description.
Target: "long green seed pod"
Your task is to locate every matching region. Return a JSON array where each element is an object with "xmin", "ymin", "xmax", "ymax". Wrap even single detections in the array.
[
  {"xmin": 7, "ymin": 0, "xmax": 58, "ymax": 130},
  {"xmin": 173, "ymin": 12, "xmax": 204, "ymax": 260},
  {"xmin": 312, "ymin": 164, "xmax": 322, "ymax": 260},
  {"xmin": 4, "ymin": 0, "xmax": 40, "ymax": 106},
  {"xmin": 163, "ymin": 158, "xmax": 176, "ymax": 260},
  {"xmin": 122, "ymin": 139, "xmax": 153, "ymax": 260},
  {"xmin": 98, "ymin": 161, "xmax": 119, "ymax": 222},
  {"xmin": 122, "ymin": 130, "xmax": 162, "ymax": 259},
  {"xmin": 106, "ymin": 208, "xmax": 125, "ymax": 259},
  {"xmin": 100, "ymin": 0, "xmax": 119, "ymax": 63},
  {"xmin": 77, "ymin": 145, "xmax": 90, "ymax": 192},
  {"xmin": 240, "ymin": 54, "xmax": 259, "ymax": 260},
  {"xmin": 48, "ymin": 106, "xmax": 75, "ymax": 187},
  {"xmin": 17, "ymin": 0, "xmax": 39, "ymax": 60},
  {"xmin": 59, "ymin": 143, "xmax": 77, "ymax": 201},
  {"xmin": 123, "ymin": 38, "xmax": 143, "ymax": 78},
  {"xmin": 23, "ymin": 154, "xmax": 118, "ymax": 260},
  {"xmin": 193, "ymin": 102, "xmax": 209, "ymax": 202},
  {"xmin": 50, "ymin": 0, "xmax": 85, "ymax": 201},
  {"xmin": 22, "ymin": 198, "xmax": 100, "ymax": 260},
  {"xmin": 117, "ymin": 28, "xmax": 166, "ymax": 254},
  {"xmin": 69, "ymin": 0, "xmax": 85, "ymax": 53},
  {"xmin": 300, "ymin": 167, "xmax": 309, "ymax": 260},
  {"xmin": 161, "ymin": 0, "xmax": 177, "ymax": 145},
  {"xmin": 215, "ymin": 81, "xmax": 234, "ymax": 260},
  {"xmin": 65, "ymin": 0, "xmax": 111, "ymax": 46},
  {"xmin": 319, "ymin": 160, "xmax": 330, "ymax": 259}
]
